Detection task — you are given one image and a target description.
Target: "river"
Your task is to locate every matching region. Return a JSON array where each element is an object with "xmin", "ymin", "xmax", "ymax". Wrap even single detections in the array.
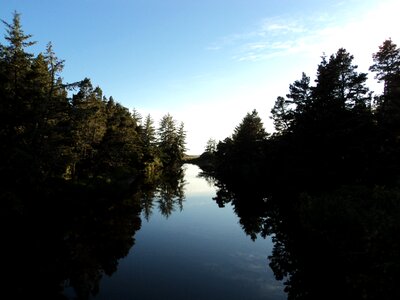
[{"xmin": 68, "ymin": 163, "xmax": 285, "ymax": 299}]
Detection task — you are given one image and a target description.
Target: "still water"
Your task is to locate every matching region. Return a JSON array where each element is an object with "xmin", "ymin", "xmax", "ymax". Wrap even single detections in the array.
[{"xmin": 72, "ymin": 164, "xmax": 285, "ymax": 299}]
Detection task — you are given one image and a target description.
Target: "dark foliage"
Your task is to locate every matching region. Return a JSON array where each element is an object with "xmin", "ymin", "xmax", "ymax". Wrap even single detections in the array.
[
  {"xmin": 0, "ymin": 12, "xmax": 186, "ymax": 186},
  {"xmin": 196, "ymin": 40, "xmax": 400, "ymax": 300},
  {"xmin": 0, "ymin": 12, "xmax": 188, "ymax": 299}
]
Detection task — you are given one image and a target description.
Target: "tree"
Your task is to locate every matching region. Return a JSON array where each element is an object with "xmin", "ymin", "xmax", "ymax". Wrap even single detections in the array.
[
  {"xmin": 369, "ymin": 39, "xmax": 400, "ymax": 127},
  {"xmin": 70, "ymin": 79, "xmax": 107, "ymax": 178},
  {"xmin": 312, "ymin": 48, "xmax": 370, "ymax": 113},
  {"xmin": 271, "ymin": 96, "xmax": 292, "ymax": 133},
  {"xmin": 157, "ymin": 114, "xmax": 185, "ymax": 168},
  {"xmin": 232, "ymin": 109, "xmax": 267, "ymax": 146},
  {"xmin": 142, "ymin": 114, "xmax": 157, "ymax": 159},
  {"xmin": 0, "ymin": 12, "xmax": 35, "ymax": 142},
  {"xmin": 176, "ymin": 122, "xmax": 186, "ymax": 158},
  {"xmin": 287, "ymin": 72, "xmax": 312, "ymax": 114},
  {"xmin": 0, "ymin": 11, "xmax": 35, "ymax": 98},
  {"xmin": 370, "ymin": 39, "xmax": 400, "ymax": 92},
  {"xmin": 205, "ymin": 138, "xmax": 217, "ymax": 153},
  {"xmin": 95, "ymin": 98, "xmax": 143, "ymax": 179},
  {"xmin": 369, "ymin": 39, "xmax": 400, "ymax": 181},
  {"xmin": 226, "ymin": 110, "xmax": 267, "ymax": 180},
  {"xmin": 271, "ymin": 73, "xmax": 311, "ymax": 134}
]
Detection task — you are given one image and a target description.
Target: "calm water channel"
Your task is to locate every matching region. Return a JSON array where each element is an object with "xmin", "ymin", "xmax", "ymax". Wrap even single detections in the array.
[{"xmin": 65, "ymin": 164, "xmax": 285, "ymax": 299}]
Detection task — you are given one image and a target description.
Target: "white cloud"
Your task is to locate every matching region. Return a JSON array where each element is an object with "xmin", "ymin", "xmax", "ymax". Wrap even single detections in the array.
[{"xmin": 260, "ymin": 19, "xmax": 306, "ymax": 35}]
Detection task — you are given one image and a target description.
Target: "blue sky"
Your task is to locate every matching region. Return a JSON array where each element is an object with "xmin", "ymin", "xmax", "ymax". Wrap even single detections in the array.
[{"xmin": 1, "ymin": 0, "xmax": 399, "ymax": 154}]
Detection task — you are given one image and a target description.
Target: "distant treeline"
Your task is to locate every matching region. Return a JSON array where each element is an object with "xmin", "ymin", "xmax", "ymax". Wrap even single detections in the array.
[
  {"xmin": 201, "ymin": 39, "xmax": 400, "ymax": 191},
  {"xmin": 0, "ymin": 12, "xmax": 186, "ymax": 187}
]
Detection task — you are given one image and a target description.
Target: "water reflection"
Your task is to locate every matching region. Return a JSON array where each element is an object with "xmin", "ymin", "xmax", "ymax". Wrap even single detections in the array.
[
  {"xmin": 141, "ymin": 168, "xmax": 186, "ymax": 220},
  {"xmin": 102, "ymin": 164, "xmax": 284, "ymax": 300},
  {"xmin": 267, "ymin": 187, "xmax": 400, "ymax": 300},
  {"xmin": 203, "ymin": 169, "xmax": 400, "ymax": 300},
  {"xmin": 3, "ymin": 181, "xmax": 143, "ymax": 299},
  {"xmin": 4, "ymin": 165, "xmax": 291, "ymax": 300},
  {"xmin": 3, "ymin": 166, "xmax": 187, "ymax": 300}
]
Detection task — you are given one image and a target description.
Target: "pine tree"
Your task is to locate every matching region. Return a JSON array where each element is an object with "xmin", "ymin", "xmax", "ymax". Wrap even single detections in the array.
[
  {"xmin": 70, "ymin": 79, "xmax": 107, "ymax": 178},
  {"xmin": 369, "ymin": 39, "xmax": 400, "ymax": 181},
  {"xmin": 271, "ymin": 96, "xmax": 292, "ymax": 133},
  {"xmin": 312, "ymin": 49, "xmax": 369, "ymax": 114},
  {"xmin": 142, "ymin": 114, "xmax": 156, "ymax": 156},
  {"xmin": 205, "ymin": 138, "xmax": 217, "ymax": 153},
  {"xmin": 157, "ymin": 114, "xmax": 185, "ymax": 168},
  {"xmin": 176, "ymin": 122, "xmax": 186, "ymax": 159},
  {"xmin": 232, "ymin": 110, "xmax": 267, "ymax": 145},
  {"xmin": 271, "ymin": 73, "xmax": 312, "ymax": 135},
  {"xmin": 370, "ymin": 39, "xmax": 400, "ymax": 130}
]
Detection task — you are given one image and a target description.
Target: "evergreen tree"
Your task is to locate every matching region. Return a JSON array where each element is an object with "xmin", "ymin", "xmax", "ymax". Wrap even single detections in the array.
[
  {"xmin": 370, "ymin": 39, "xmax": 400, "ymax": 129},
  {"xmin": 176, "ymin": 122, "xmax": 186, "ymax": 159},
  {"xmin": 217, "ymin": 110, "xmax": 267, "ymax": 181},
  {"xmin": 370, "ymin": 39, "xmax": 400, "ymax": 181},
  {"xmin": 370, "ymin": 39, "xmax": 400, "ymax": 93},
  {"xmin": 70, "ymin": 78, "xmax": 107, "ymax": 178},
  {"xmin": 96, "ymin": 99, "xmax": 143, "ymax": 178},
  {"xmin": 287, "ymin": 72, "xmax": 312, "ymax": 115},
  {"xmin": 157, "ymin": 114, "xmax": 185, "ymax": 168},
  {"xmin": 271, "ymin": 73, "xmax": 311, "ymax": 134},
  {"xmin": 311, "ymin": 49, "xmax": 370, "ymax": 116},
  {"xmin": 0, "ymin": 12, "xmax": 37, "ymax": 182},
  {"xmin": 142, "ymin": 114, "xmax": 157, "ymax": 160},
  {"xmin": 205, "ymin": 138, "xmax": 217, "ymax": 153},
  {"xmin": 271, "ymin": 96, "xmax": 293, "ymax": 133},
  {"xmin": 232, "ymin": 109, "xmax": 267, "ymax": 146}
]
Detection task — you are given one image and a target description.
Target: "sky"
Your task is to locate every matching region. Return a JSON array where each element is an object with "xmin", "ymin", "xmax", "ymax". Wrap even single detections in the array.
[{"xmin": 1, "ymin": 0, "xmax": 399, "ymax": 154}]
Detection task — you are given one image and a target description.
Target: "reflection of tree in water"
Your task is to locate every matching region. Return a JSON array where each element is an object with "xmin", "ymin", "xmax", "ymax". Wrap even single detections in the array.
[
  {"xmin": 3, "ymin": 181, "xmax": 142, "ymax": 300},
  {"xmin": 198, "ymin": 170, "xmax": 217, "ymax": 187},
  {"xmin": 209, "ymin": 178, "xmax": 268, "ymax": 241},
  {"xmin": 140, "ymin": 167, "xmax": 186, "ymax": 220},
  {"xmin": 209, "ymin": 176, "xmax": 400, "ymax": 300},
  {"xmin": 141, "ymin": 189, "xmax": 157, "ymax": 222},
  {"xmin": 267, "ymin": 186, "xmax": 400, "ymax": 300},
  {"xmin": 3, "ymin": 166, "xmax": 187, "ymax": 299}
]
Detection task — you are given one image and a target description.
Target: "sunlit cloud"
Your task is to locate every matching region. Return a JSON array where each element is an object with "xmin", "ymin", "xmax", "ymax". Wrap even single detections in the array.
[
  {"xmin": 207, "ymin": 16, "xmax": 308, "ymax": 57},
  {"xmin": 212, "ymin": 0, "xmax": 399, "ymax": 66},
  {"xmin": 260, "ymin": 19, "xmax": 306, "ymax": 35}
]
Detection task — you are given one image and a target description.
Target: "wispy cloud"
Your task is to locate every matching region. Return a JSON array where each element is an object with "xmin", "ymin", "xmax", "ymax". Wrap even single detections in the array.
[
  {"xmin": 260, "ymin": 18, "xmax": 306, "ymax": 35},
  {"xmin": 205, "ymin": 45, "xmax": 222, "ymax": 51},
  {"xmin": 207, "ymin": 0, "xmax": 399, "ymax": 66},
  {"xmin": 206, "ymin": 14, "xmax": 319, "ymax": 62}
]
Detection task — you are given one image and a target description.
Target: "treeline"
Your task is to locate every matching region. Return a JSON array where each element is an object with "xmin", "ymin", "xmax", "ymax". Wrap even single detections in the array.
[
  {"xmin": 0, "ymin": 12, "xmax": 186, "ymax": 187},
  {"xmin": 204, "ymin": 39, "xmax": 400, "ymax": 191},
  {"xmin": 201, "ymin": 39, "xmax": 400, "ymax": 300}
]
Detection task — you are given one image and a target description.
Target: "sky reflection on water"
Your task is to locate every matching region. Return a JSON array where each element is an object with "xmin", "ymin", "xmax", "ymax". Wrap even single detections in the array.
[{"xmin": 92, "ymin": 164, "xmax": 284, "ymax": 300}]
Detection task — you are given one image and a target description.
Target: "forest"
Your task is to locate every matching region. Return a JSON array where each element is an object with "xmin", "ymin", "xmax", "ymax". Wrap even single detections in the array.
[
  {"xmin": 199, "ymin": 39, "xmax": 400, "ymax": 190},
  {"xmin": 194, "ymin": 37, "xmax": 400, "ymax": 300},
  {"xmin": 0, "ymin": 12, "xmax": 186, "ymax": 192}
]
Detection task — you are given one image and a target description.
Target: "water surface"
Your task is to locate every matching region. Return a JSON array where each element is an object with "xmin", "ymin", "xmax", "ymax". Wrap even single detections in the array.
[{"xmin": 87, "ymin": 164, "xmax": 284, "ymax": 299}]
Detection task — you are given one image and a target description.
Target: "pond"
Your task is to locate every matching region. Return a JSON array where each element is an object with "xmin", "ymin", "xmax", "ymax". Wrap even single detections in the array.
[{"xmin": 65, "ymin": 164, "xmax": 285, "ymax": 299}]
